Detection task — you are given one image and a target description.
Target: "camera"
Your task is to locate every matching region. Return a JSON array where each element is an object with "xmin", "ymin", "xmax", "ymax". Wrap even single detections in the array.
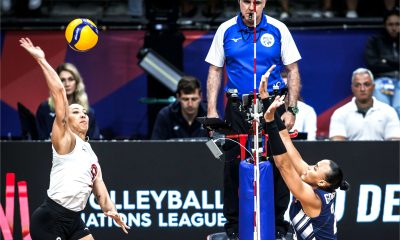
[
  {"xmin": 226, "ymin": 89, "xmax": 239, "ymax": 103},
  {"xmin": 226, "ymin": 89, "xmax": 265, "ymax": 129}
]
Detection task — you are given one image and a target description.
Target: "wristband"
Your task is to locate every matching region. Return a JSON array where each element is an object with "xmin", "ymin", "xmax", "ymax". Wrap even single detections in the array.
[{"xmin": 266, "ymin": 120, "xmax": 287, "ymax": 155}]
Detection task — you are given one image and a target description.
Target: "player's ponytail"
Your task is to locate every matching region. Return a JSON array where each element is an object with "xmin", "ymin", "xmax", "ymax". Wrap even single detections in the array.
[
  {"xmin": 324, "ymin": 160, "xmax": 350, "ymax": 192},
  {"xmin": 339, "ymin": 180, "xmax": 350, "ymax": 191}
]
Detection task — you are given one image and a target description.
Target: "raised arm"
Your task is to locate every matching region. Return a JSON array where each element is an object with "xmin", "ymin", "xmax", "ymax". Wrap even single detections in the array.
[
  {"xmin": 263, "ymin": 98, "xmax": 321, "ymax": 217},
  {"xmin": 259, "ymin": 65, "xmax": 308, "ymax": 176},
  {"xmin": 92, "ymin": 167, "xmax": 130, "ymax": 234},
  {"xmin": 19, "ymin": 38, "xmax": 73, "ymax": 153},
  {"xmin": 207, "ymin": 65, "xmax": 223, "ymax": 118},
  {"xmin": 277, "ymin": 129, "xmax": 309, "ymax": 179}
]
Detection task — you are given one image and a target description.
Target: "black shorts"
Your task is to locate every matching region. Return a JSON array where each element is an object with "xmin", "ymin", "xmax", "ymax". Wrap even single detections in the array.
[{"xmin": 30, "ymin": 196, "xmax": 91, "ymax": 240}]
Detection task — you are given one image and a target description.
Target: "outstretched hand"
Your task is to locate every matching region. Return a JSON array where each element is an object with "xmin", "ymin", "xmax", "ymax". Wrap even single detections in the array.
[
  {"xmin": 259, "ymin": 64, "xmax": 276, "ymax": 99},
  {"xmin": 104, "ymin": 211, "xmax": 130, "ymax": 234},
  {"xmin": 264, "ymin": 95, "xmax": 285, "ymax": 122},
  {"xmin": 19, "ymin": 37, "xmax": 45, "ymax": 60}
]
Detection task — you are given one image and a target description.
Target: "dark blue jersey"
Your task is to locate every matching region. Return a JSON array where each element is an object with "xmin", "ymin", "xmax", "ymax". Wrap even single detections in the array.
[{"xmin": 289, "ymin": 189, "xmax": 337, "ymax": 240}]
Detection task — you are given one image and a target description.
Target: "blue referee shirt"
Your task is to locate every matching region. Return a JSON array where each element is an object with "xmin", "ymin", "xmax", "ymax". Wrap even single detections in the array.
[{"xmin": 206, "ymin": 13, "xmax": 301, "ymax": 96}]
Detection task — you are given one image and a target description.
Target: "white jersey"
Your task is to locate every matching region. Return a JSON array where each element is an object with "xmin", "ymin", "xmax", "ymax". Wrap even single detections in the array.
[
  {"xmin": 290, "ymin": 101, "xmax": 317, "ymax": 140},
  {"xmin": 329, "ymin": 97, "xmax": 400, "ymax": 140},
  {"xmin": 47, "ymin": 134, "xmax": 100, "ymax": 211}
]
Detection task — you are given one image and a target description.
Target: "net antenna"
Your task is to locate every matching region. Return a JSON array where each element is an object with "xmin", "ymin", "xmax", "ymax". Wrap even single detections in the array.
[{"xmin": 252, "ymin": 1, "xmax": 262, "ymax": 239}]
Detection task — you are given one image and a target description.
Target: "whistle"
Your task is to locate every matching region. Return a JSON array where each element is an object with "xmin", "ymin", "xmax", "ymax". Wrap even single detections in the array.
[{"xmin": 248, "ymin": 13, "xmax": 253, "ymax": 20}]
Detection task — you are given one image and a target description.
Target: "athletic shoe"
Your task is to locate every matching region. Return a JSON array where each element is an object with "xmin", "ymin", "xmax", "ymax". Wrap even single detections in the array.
[
  {"xmin": 346, "ymin": 10, "xmax": 358, "ymax": 18},
  {"xmin": 323, "ymin": 11, "xmax": 334, "ymax": 18},
  {"xmin": 311, "ymin": 11, "xmax": 322, "ymax": 18},
  {"xmin": 280, "ymin": 12, "xmax": 290, "ymax": 20}
]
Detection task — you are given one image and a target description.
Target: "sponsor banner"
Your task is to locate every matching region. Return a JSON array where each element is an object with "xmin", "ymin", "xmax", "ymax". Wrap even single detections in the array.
[{"xmin": 1, "ymin": 141, "xmax": 399, "ymax": 239}]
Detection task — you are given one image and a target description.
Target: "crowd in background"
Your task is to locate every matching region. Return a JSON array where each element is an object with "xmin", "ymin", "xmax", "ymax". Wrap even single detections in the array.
[
  {"xmin": 2, "ymin": 0, "xmax": 399, "ymax": 141},
  {"xmin": 1, "ymin": 0, "xmax": 397, "ymax": 20}
]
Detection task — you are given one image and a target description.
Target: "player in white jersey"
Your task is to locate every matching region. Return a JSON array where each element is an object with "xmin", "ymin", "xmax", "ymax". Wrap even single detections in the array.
[{"xmin": 20, "ymin": 38, "xmax": 130, "ymax": 239}]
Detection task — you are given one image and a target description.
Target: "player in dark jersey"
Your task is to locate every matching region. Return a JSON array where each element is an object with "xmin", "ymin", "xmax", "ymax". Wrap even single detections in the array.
[{"xmin": 259, "ymin": 66, "xmax": 349, "ymax": 240}]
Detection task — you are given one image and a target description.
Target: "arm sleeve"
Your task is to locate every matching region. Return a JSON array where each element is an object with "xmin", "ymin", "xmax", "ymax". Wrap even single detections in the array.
[
  {"xmin": 304, "ymin": 105, "xmax": 317, "ymax": 140},
  {"xmin": 365, "ymin": 36, "xmax": 395, "ymax": 74},
  {"xmin": 205, "ymin": 24, "xmax": 226, "ymax": 67},
  {"xmin": 151, "ymin": 111, "xmax": 169, "ymax": 140},
  {"xmin": 384, "ymin": 107, "xmax": 400, "ymax": 139},
  {"xmin": 280, "ymin": 24, "xmax": 301, "ymax": 65}
]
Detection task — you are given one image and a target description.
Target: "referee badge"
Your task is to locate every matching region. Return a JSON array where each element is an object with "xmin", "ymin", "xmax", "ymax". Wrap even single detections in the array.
[{"xmin": 261, "ymin": 33, "xmax": 274, "ymax": 47}]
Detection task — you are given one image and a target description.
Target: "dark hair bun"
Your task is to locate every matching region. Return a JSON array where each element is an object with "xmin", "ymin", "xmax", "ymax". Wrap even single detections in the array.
[{"xmin": 339, "ymin": 180, "xmax": 350, "ymax": 191}]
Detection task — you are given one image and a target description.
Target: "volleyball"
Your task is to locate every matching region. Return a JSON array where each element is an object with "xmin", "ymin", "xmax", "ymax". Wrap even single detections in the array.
[{"xmin": 65, "ymin": 18, "xmax": 98, "ymax": 52}]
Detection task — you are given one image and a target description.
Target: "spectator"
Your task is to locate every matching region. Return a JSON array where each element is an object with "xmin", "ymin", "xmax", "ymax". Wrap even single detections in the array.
[
  {"xmin": 36, "ymin": 62, "xmax": 101, "ymax": 140},
  {"xmin": 279, "ymin": 0, "xmax": 363, "ymax": 19},
  {"xmin": 205, "ymin": 0, "xmax": 302, "ymax": 239},
  {"xmin": 329, "ymin": 68, "xmax": 400, "ymax": 140},
  {"xmin": 202, "ymin": 0, "xmax": 223, "ymax": 18},
  {"xmin": 151, "ymin": 76, "xmax": 208, "ymax": 140},
  {"xmin": 280, "ymin": 0, "xmax": 334, "ymax": 19},
  {"xmin": 365, "ymin": 8, "xmax": 399, "ymax": 118},
  {"xmin": 1, "ymin": 0, "xmax": 41, "ymax": 14},
  {"xmin": 180, "ymin": 0, "xmax": 198, "ymax": 17},
  {"xmin": 346, "ymin": 0, "xmax": 396, "ymax": 18},
  {"xmin": 384, "ymin": 0, "xmax": 398, "ymax": 12},
  {"xmin": 180, "ymin": 0, "xmax": 223, "ymax": 18},
  {"xmin": 291, "ymin": 99, "xmax": 317, "ymax": 140}
]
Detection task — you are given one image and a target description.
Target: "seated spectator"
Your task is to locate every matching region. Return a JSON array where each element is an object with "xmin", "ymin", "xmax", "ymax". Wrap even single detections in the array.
[
  {"xmin": 180, "ymin": 0, "xmax": 222, "ymax": 18},
  {"xmin": 281, "ymin": 70, "xmax": 317, "ymax": 140},
  {"xmin": 1, "ymin": 0, "xmax": 41, "ymax": 16},
  {"xmin": 180, "ymin": 0, "xmax": 198, "ymax": 17},
  {"xmin": 36, "ymin": 62, "xmax": 101, "ymax": 140},
  {"xmin": 365, "ymin": 8, "xmax": 399, "ymax": 118},
  {"xmin": 291, "ymin": 99, "xmax": 317, "ymax": 140},
  {"xmin": 202, "ymin": 0, "xmax": 223, "ymax": 18},
  {"xmin": 151, "ymin": 76, "xmax": 208, "ymax": 140},
  {"xmin": 345, "ymin": 0, "xmax": 397, "ymax": 18},
  {"xmin": 329, "ymin": 68, "xmax": 400, "ymax": 140},
  {"xmin": 279, "ymin": 0, "xmax": 334, "ymax": 19}
]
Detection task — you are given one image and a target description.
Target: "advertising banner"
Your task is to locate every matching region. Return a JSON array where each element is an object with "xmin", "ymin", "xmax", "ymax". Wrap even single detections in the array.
[{"xmin": 1, "ymin": 141, "xmax": 399, "ymax": 239}]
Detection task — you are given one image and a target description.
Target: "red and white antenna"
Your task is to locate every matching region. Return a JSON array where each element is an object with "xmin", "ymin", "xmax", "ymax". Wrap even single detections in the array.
[{"xmin": 252, "ymin": 0, "xmax": 261, "ymax": 239}]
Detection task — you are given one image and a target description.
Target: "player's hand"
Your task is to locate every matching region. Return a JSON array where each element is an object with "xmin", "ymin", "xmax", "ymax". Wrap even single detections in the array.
[
  {"xmin": 264, "ymin": 95, "xmax": 285, "ymax": 122},
  {"xmin": 19, "ymin": 38, "xmax": 45, "ymax": 60},
  {"xmin": 104, "ymin": 211, "xmax": 130, "ymax": 234},
  {"xmin": 259, "ymin": 64, "xmax": 276, "ymax": 99},
  {"xmin": 281, "ymin": 111, "xmax": 295, "ymax": 130}
]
